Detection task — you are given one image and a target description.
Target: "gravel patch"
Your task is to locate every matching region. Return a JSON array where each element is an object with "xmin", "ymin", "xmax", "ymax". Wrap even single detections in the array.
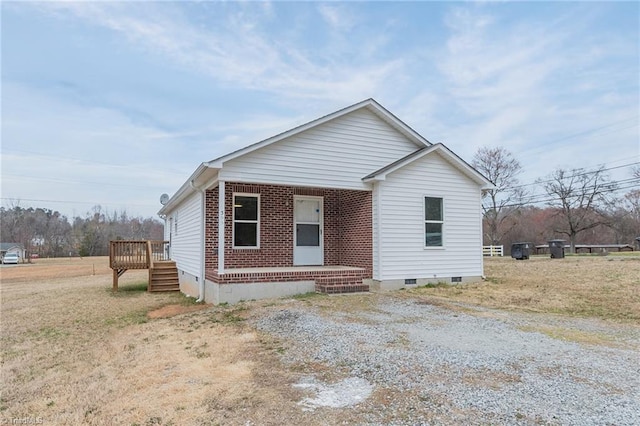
[{"xmin": 253, "ymin": 296, "xmax": 640, "ymax": 425}]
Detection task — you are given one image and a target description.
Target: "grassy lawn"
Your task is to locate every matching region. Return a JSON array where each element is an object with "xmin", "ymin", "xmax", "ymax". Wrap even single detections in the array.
[
  {"xmin": 1, "ymin": 254, "xmax": 638, "ymax": 424},
  {"xmin": 0, "ymin": 257, "xmax": 300, "ymax": 425},
  {"xmin": 408, "ymin": 254, "xmax": 640, "ymax": 322}
]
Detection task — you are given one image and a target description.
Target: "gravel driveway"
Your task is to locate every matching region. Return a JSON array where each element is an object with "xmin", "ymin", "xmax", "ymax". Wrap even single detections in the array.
[{"xmin": 254, "ymin": 295, "xmax": 640, "ymax": 425}]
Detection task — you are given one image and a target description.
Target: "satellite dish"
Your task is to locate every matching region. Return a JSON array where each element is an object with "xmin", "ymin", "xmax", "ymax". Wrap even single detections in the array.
[{"xmin": 160, "ymin": 193, "xmax": 170, "ymax": 205}]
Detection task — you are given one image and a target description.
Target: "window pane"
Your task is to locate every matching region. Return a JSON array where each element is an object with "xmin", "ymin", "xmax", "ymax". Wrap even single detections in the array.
[
  {"xmin": 425, "ymin": 197, "xmax": 442, "ymax": 221},
  {"xmin": 296, "ymin": 224, "xmax": 320, "ymax": 246},
  {"xmin": 234, "ymin": 222, "xmax": 257, "ymax": 246},
  {"xmin": 234, "ymin": 196, "xmax": 258, "ymax": 221},
  {"xmin": 425, "ymin": 223, "xmax": 442, "ymax": 246}
]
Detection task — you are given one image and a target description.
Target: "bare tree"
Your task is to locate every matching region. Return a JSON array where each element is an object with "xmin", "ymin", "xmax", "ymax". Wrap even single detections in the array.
[
  {"xmin": 472, "ymin": 147, "xmax": 525, "ymax": 245},
  {"xmin": 539, "ymin": 167, "xmax": 616, "ymax": 253}
]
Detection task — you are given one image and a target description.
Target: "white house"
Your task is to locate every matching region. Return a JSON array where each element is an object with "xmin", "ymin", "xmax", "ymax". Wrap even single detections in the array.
[
  {"xmin": 158, "ymin": 99, "xmax": 493, "ymax": 304},
  {"xmin": 0, "ymin": 243, "xmax": 25, "ymax": 262}
]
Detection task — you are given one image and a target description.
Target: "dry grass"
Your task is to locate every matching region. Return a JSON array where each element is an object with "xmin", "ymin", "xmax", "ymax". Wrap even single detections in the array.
[
  {"xmin": 0, "ymin": 258, "xmax": 313, "ymax": 425},
  {"xmin": 0, "ymin": 256, "xmax": 113, "ymax": 283},
  {"xmin": 0, "ymin": 257, "xmax": 393, "ymax": 425},
  {"xmin": 408, "ymin": 254, "xmax": 640, "ymax": 322},
  {"xmin": 1, "ymin": 254, "xmax": 638, "ymax": 424}
]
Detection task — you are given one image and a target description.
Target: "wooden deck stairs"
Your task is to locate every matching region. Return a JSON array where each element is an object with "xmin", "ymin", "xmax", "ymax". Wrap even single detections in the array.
[
  {"xmin": 149, "ymin": 260, "xmax": 179, "ymax": 292},
  {"xmin": 109, "ymin": 240, "xmax": 179, "ymax": 293}
]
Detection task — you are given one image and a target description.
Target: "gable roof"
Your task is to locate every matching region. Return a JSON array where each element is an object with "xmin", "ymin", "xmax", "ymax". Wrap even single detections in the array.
[
  {"xmin": 205, "ymin": 98, "xmax": 431, "ymax": 169},
  {"xmin": 362, "ymin": 143, "xmax": 494, "ymax": 189},
  {"xmin": 159, "ymin": 99, "xmax": 432, "ymax": 215},
  {"xmin": 1, "ymin": 243, "xmax": 23, "ymax": 252}
]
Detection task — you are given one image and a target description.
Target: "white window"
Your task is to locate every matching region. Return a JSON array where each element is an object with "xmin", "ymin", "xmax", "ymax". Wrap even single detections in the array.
[
  {"xmin": 233, "ymin": 194, "xmax": 260, "ymax": 248},
  {"xmin": 174, "ymin": 212, "xmax": 178, "ymax": 235},
  {"xmin": 425, "ymin": 197, "xmax": 443, "ymax": 247}
]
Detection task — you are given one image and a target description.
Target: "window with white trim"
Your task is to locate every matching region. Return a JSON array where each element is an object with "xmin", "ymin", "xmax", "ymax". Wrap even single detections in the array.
[
  {"xmin": 425, "ymin": 197, "xmax": 443, "ymax": 247},
  {"xmin": 233, "ymin": 194, "xmax": 259, "ymax": 247}
]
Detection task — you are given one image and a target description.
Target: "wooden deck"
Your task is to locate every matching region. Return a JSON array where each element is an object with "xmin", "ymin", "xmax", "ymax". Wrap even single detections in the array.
[{"xmin": 109, "ymin": 240, "xmax": 179, "ymax": 292}]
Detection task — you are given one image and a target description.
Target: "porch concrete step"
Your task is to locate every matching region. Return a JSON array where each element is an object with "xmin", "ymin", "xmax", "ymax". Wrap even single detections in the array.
[{"xmin": 315, "ymin": 276, "xmax": 369, "ymax": 294}]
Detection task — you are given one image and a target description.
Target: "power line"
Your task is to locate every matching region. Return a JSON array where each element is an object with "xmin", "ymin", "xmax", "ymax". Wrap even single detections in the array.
[
  {"xmin": 3, "ymin": 148, "xmax": 189, "ymax": 176},
  {"xmin": 2, "ymin": 173, "xmax": 171, "ymax": 190},
  {"xmin": 515, "ymin": 116, "xmax": 639, "ymax": 155},
  {"xmin": 509, "ymin": 161, "xmax": 640, "ymax": 190},
  {"xmin": 0, "ymin": 197, "xmax": 158, "ymax": 208},
  {"xmin": 489, "ymin": 179, "xmax": 640, "ymax": 210}
]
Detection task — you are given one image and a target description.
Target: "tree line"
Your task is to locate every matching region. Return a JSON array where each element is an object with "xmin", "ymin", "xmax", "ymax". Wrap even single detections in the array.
[
  {"xmin": 473, "ymin": 147, "xmax": 640, "ymax": 253},
  {"xmin": 2, "ymin": 148, "xmax": 638, "ymax": 258},
  {"xmin": 0, "ymin": 204, "xmax": 164, "ymax": 258}
]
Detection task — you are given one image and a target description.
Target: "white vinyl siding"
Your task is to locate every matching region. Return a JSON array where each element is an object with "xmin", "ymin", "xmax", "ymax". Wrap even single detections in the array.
[
  {"xmin": 167, "ymin": 191, "xmax": 202, "ymax": 277},
  {"xmin": 163, "ymin": 217, "xmax": 171, "ymax": 242},
  {"xmin": 377, "ymin": 152, "xmax": 484, "ymax": 280},
  {"xmin": 220, "ymin": 109, "xmax": 419, "ymax": 189}
]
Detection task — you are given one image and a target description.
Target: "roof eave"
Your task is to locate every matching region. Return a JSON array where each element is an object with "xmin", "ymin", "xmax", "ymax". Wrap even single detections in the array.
[
  {"xmin": 205, "ymin": 98, "xmax": 431, "ymax": 169},
  {"xmin": 361, "ymin": 143, "xmax": 494, "ymax": 188},
  {"xmin": 158, "ymin": 163, "xmax": 219, "ymax": 216}
]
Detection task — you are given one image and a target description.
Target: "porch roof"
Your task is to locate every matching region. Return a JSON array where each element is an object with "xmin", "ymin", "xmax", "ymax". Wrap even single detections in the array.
[{"xmin": 362, "ymin": 143, "xmax": 494, "ymax": 189}]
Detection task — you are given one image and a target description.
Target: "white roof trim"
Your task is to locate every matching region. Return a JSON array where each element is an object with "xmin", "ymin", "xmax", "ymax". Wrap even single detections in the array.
[
  {"xmin": 363, "ymin": 143, "xmax": 494, "ymax": 189},
  {"xmin": 158, "ymin": 163, "xmax": 218, "ymax": 215},
  {"xmin": 206, "ymin": 98, "xmax": 431, "ymax": 168},
  {"xmin": 159, "ymin": 99, "xmax": 436, "ymax": 215}
]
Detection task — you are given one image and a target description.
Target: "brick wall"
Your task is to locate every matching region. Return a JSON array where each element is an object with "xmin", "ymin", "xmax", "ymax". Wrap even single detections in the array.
[
  {"xmin": 224, "ymin": 183, "xmax": 293, "ymax": 268},
  {"xmin": 204, "ymin": 187, "xmax": 218, "ymax": 271},
  {"xmin": 338, "ymin": 190, "xmax": 373, "ymax": 277},
  {"xmin": 204, "ymin": 182, "xmax": 373, "ymax": 277}
]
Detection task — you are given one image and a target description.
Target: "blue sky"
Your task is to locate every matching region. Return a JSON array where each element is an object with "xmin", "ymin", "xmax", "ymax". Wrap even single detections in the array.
[{"xmin": 2, "ymin": 1, "xmax": 639, "ymax": 219}]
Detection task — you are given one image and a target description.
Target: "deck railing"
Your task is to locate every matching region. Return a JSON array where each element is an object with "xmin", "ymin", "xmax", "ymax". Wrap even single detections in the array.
[
  {"xmin": 149, "ymin": 240, "xmax": 170, "ymax": 262},
  {"xmin": 109, "ymin": 240, "xmax": 171, "ymax": 291},
  {"xmin": 110, "ymin": 240, "xmax": 170, "ymax": 269}
]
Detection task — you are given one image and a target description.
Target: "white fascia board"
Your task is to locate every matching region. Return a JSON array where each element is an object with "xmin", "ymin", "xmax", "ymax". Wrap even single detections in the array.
[
  {"xmin": 206, "ymin": 99, "xmax": 430, "ymax": 169},
  {"xmin": 432, "ymin": 144, "xmax": 495, "ymax": 189},
  {"xmin": 366, "ymin": 100, "xmax": 432, "ymax": 148},
  {"xmin": 362, "ymin": 145, "xmax": 438, "ymax": 182},
  {"xmin": 363, "ymin": 143, "xmax": 495, "ymax": 189},
  {"xmin": 158, "ymin": 163, "xmax": 219, "ymax": 216}
]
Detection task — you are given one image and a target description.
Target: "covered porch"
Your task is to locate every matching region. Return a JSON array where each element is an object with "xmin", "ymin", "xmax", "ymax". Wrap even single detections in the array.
[{"xmin": 203, "ymin": 181, "xmax": 373, "ymax": 297}]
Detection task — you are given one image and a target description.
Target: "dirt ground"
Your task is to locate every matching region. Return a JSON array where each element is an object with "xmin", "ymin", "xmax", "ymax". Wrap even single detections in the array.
[
  {"xmin": 0, "ymin": 258, "xmax": 343, "ymax": 425},
  {"xmin": 1, "ymin": 255, "xmax": 638, "ymax": 425}
]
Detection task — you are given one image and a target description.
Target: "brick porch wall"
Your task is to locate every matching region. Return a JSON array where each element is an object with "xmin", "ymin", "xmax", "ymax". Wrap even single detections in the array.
[
  {"xmin": 204, "ymin": 182, "xmax": 373, "ymax": 277},
  {"xmin": 205, "ymin": 267, "xmax": 366, "ymax": 285},
  {"xmin": 338, "ymin": 190, "xmax": 373, "ymax": 277},
  {"xmin": 204, "ymin": 187, "xmax": 218, "ymax": 272}
]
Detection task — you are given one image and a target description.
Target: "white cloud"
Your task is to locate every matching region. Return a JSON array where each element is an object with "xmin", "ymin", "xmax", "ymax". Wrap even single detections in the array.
[
  {"xmin": 4, "ymin": 1, "xmax": 637, "ymax": 217},
  {"xmin": 317, "ymin": 3, "xmax": 357, "ymax": 31},
  {"xmin": 428, "ymin": 3, "xmax": 639, "ymax": 180},
  {"xmin": 29, "ymin": 2, "xmax": 397, "ymax": 104}
]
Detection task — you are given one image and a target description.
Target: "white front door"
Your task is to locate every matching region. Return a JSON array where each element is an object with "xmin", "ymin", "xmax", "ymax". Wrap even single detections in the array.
[{"xmin": 293, "ymin": 196, "xmax": 323, "ymax": 266}]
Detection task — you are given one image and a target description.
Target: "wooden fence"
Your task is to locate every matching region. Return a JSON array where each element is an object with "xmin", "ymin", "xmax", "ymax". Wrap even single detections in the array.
[{"xmin": 482, "ymin": 245, "xmax": 504, "ymax": 257}]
